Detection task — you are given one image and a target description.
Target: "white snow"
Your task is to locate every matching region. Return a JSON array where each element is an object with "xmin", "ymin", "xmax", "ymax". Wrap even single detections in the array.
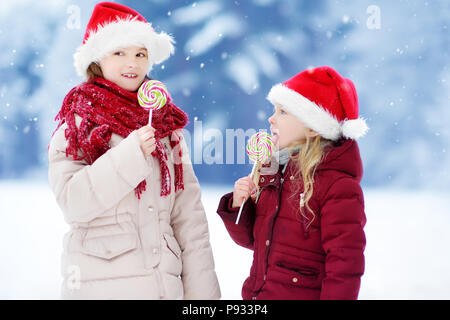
[
  {"xmin": 184, "ymin": 14, "xmax": 244, "ymax": 56},
  {"xmin": 170, "ymin": 1, "xmax": 222, "ymax": 26},
  {"xmin": 0, "ymin": 180, "xmax": 449, "ymax": 299},
  {"xmin": 226, "ymin": 56, "xmax": 259, "ymax": 95},
  {"xmin": 246, "ymin": 41, "xmax": 281, "ymax": 78}
]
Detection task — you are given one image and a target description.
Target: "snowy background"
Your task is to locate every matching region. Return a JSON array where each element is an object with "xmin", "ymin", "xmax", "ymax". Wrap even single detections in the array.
[{"xmin": 1, "ymin": 0, "xmax": 450, "ymax": 299}]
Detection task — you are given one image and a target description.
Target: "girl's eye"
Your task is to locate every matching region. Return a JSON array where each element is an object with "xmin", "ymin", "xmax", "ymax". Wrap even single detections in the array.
[
  {"xmin": 114, "ymin": 51, "xmax": 124, "ymax": 56},
  {"xmin": 137, "ymin": 52, "xmax": 146, "ymax": 57},
  {"xmin": 280, "ymin": 109, "xmax": 287, "ymax": 115}
]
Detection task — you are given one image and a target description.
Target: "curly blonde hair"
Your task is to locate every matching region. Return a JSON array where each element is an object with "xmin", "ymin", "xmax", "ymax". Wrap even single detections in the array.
[{"xmin": 290, "ymin": 135, "xmax": 333, "ymax": 230}]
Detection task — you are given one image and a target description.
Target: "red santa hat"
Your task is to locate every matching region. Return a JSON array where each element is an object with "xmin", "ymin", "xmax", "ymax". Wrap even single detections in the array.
[
  {"xmin": 74, "ymin": 2, "xmax": 174, "ymax": 79},
  {"xmin": 267, "ymin": 66, "xmax": 368, "ymax": 141}
]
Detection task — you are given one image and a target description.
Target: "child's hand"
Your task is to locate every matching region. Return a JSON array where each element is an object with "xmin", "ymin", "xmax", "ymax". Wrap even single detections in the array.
[
  {"xmin": 137, "ymin": 125, "xmax": 156, "ymax": 157},
  {"xmin": 232, "ymin": 175, "xmax": 256, "ymax": 208}
]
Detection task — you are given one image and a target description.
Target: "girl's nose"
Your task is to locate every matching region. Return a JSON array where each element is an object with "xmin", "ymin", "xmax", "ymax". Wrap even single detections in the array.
[
  {"xmin": 268, "ymin": 113, "xmax": 275, "ymax": 125},
  {"xmin": 126, "ymin": 57, "xmax": 138, "ymax": 68}
]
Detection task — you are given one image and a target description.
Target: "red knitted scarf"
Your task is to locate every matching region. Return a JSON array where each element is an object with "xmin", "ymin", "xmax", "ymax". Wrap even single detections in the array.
[{"xmin": 53, "ymin": 77, "xmax": 188, "ymax": 198}]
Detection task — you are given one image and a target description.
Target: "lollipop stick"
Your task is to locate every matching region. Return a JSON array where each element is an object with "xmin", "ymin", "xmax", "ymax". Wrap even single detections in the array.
[
  {"xmin": 235, "ymin": 161, "xmax": 258, "ymax": 224},
  {"xmin": 250, "ymin": 161, "xmax": 258, "ymax": 177},
  {"xmin": 148, "ymin": 109, "xmax": 153, "ymax": 126},
  {"xmin": 235, "ymin": 201, "xmax": 245, "ymax": 225}
]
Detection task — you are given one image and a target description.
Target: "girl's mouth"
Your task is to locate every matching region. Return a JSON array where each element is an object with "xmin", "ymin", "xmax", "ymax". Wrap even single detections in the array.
[
  {"xmin": 122, "ymin": 73, "xmax": 138, "ymax": 79},
  {"xmin": 271, "ymin": 130, "xmax": 279, "ymax": 147}
]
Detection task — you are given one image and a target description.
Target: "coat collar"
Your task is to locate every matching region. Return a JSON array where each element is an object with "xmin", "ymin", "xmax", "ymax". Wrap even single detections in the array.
[{"xmin": 257, "ymin": 160, "xmax": 297, "ymax": 189}]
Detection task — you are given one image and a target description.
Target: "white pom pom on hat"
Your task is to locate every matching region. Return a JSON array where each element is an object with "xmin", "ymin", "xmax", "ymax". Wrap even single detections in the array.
[
  {"xmin": 267, "ymin": 66, "xmax": 369, "ymax": 141},
  {"xmin": 73, "ymin": 2, "xmax": 174, "ymax": 79},
  {"xmin": 342, "ymin": 118, "xmax": 369, "ymax": 140}
]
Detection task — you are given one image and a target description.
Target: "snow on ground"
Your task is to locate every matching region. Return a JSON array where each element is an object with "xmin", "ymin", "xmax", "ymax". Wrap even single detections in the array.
[{"xmin": 0, "ymin": 180, "xmax": 449, "ymax": 299}]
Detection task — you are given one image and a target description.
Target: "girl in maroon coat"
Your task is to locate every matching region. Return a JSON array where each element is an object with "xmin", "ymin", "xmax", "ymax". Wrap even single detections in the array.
[{"xmin": 217, "ymin": 66, "xmax": 368, "ymax": 300}]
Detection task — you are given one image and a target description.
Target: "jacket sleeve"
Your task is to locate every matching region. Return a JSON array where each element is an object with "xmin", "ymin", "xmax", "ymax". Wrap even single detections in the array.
[
  {"xmin": 170, "ymin": 136, "xmax": 221, "ymax": 300},
  {"xmin": 319, "ymin": 177, "xmax": 366, "ymax": 300},
  {"xmin": 216, "ymin": 192, "xmax": 256, "ymax": 250},
  {"xmin": 48, "ymin": 122, "xmax": 152, "ymax": 224}
]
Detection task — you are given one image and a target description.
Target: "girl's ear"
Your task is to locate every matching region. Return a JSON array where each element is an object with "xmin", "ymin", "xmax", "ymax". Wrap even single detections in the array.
[{"xmin": 307, "ymin": 128, "xmax": 319, "ymax": 138}]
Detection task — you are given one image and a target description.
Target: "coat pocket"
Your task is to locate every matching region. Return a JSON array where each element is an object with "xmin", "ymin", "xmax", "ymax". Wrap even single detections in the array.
[
  {"xmin": 272, "ymin": 262, "xmax": 323, "ymax": 290},
  {"xmin": 163, "ymin": 233, "xmax": 182, "ymax": 259},
  {"xmin": 81, "ymin": 221, "xmax": 138, "ymax": 260}
]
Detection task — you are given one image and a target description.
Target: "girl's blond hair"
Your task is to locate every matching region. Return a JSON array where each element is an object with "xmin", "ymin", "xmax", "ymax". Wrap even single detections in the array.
[
  {"xmin": 251, "ymin": 135, "xmax": 333, "ymax": 228},
  {"xmin": 291, "ymin": 135, "xmax": 333, "ymax": 230}
]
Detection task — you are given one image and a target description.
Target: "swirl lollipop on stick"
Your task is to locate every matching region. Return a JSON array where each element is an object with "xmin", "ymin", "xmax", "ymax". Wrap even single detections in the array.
[
  {"xmin": 138, "ymin": 79, "xmax": 169, "ymax": 126},
  {"xmin": 235, "ymin": 132, "xmax": 274, "ymax": 224}
]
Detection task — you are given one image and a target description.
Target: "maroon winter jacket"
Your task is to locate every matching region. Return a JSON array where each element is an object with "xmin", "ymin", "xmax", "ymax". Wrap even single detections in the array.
[{"xmin": 217, "ymin": 139, "xmax": 366, "ymax": 300}]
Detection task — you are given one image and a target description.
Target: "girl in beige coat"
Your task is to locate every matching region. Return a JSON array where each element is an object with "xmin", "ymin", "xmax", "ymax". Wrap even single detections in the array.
[{"xmin": 48, "ymin": 2, "xmax": 220, "ymax": 300}]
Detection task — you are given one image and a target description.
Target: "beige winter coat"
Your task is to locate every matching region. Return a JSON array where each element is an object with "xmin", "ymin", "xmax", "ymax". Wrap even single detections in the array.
[{"xmin": 48, "ymin": 115, "xmax": 220, "ymax": 299}]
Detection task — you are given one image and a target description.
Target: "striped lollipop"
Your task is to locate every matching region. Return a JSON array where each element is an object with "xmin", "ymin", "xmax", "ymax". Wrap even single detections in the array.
[
  {"xmin": 246, "ymin": 132, "xmax": 274, "ymax": 164},
  {"xmin": 236, "ymin": 132, "xmax": 274, "ymax": 224},
  {"xmin": 138, "ymin": 80, "xmax": 169, "ymax": 125}
]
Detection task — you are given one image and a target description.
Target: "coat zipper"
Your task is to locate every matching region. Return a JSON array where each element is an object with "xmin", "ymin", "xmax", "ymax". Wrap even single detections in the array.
[
  {"xmin": 261, "ymin": 176, "xmax": 285, "ymax": 287},
  {"xmin": 253, "ymin": 172, "xmax": 285, "ymax": 299}
]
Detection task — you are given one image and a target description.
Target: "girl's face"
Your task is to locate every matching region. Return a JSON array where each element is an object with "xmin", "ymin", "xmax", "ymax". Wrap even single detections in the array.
[
  {"xmin": 268, "ymin": 103, "xmax": 318, "ymax": 150},
  {"xmin": 99, "ymin": 45, "xmax": 149, "ymax": 91}
]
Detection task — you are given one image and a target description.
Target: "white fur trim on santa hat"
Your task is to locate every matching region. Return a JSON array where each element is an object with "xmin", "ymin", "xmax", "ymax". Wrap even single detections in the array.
[
  {"xmin": 73, "ymin": 17, "xmax": 175, "ymax": 79},
  {"xmin": 342, "ymin": 118, "xmax": 369, "ymax": 140},
  {"xmin": 267, "ymin": 84, "xmax": 342, "ymax": 141}
]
